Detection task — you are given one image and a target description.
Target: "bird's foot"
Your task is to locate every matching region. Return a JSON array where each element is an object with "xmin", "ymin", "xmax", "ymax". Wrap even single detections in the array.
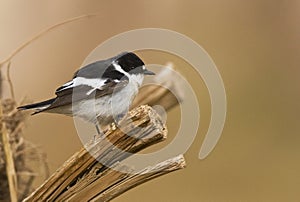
[
  {"xmin": 109, "ymin": 114, "xmax": 125, "ymax": 131},
  {"xmin": 110, "ymin": 122, "xmax": 117, "ymax": 131}
]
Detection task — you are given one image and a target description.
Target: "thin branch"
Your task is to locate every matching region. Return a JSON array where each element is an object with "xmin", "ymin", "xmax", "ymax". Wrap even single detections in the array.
[
  {"xmin": 0, "ymin": 14, "xmax": 99, "ymax": 66},
  {"xmin": 91, "ymin": 155, "xmax": 186, "ymax": 202},
  {"xmin": 0, "ymin": 103, "xmax": 18, "ymax": 202},
  {"xmin": 6, "ymin": 61, "xmax": 15, "ymax": 99}
]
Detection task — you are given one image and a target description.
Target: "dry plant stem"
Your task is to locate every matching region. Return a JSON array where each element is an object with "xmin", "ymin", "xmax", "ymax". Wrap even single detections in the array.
[
  {"xmin": 132, "ymin": 67, "xmax": 184, "ymax": 111},
  {"xmin": 132, "ymin": 85, "xmax": 181, "ymax": 111},
  {"xmin": 6, "ymin": 61, "xmax": 15, "ymax": 99},
  {"xmin": 23, "ymin": 105, "xmax": 171, "ymax": 202},
  {"xmin": 91, "ymin": 155, "xmax": 186, "ymax": 202},
  {"xmin": 0, "ymin": 66, "xmax": 2, "ymax": 97},
  {"xmin": 0, "ymin": 14, "xmax": 99, "ymax": 66},
  {"xmin": 0, "ymin": 104, "xmax": 18, "ymax": 202}
]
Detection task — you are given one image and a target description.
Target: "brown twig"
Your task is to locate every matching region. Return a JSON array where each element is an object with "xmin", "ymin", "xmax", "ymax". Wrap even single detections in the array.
[
  {"xmin": 0, "ymin": 104, "xmax": 18, "ymax": 202},
  {"xmin": 92, "ymin": 155, "xmax": 186, "ymax": 202}
]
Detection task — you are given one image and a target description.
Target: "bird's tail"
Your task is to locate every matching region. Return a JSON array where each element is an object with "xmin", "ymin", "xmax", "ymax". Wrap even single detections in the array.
[{"xmin": 17, "ymin": 98, "xmax": 56, "ymax": 115}]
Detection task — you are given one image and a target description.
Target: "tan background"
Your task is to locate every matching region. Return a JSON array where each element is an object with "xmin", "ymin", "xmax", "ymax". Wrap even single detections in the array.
[{"xmin": 1, "ymin": 0, "xmax": 300, "ymax": 201}]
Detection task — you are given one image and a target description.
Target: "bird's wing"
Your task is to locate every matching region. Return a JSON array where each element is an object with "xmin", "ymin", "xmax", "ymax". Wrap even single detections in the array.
[
  {"xmin": 46, "ymin": 53, "xmax": 130, "ymax": 110},
  {"xmin": 46, "ymin": 77, "xmax": 129, "ymax": 110}
]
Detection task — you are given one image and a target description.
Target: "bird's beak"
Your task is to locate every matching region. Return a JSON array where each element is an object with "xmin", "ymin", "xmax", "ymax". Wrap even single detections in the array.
[{"xmin": 143, "ymin": 69, "xmax": 155, "ymax": 75}]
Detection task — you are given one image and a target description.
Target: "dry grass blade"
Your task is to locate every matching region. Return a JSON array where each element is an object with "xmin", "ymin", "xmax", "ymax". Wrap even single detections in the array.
[{"xmin": 0, "ymin": 14, "xmax": 99, "ymax": 66}]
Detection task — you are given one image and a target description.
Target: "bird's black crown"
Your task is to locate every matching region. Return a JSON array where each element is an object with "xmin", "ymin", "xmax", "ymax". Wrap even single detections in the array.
[{"xmin": 115, "ymin": 52, "xmax": 145, "ymax": 74}]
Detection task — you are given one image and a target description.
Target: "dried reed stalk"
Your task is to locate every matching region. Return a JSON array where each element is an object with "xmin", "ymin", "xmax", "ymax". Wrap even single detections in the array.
[
  {"xmin": 91, "ymin": 155, "xmax": 186, "ymax": 202},
  {"xmin": 0, "ymin": 99, "xmax": 49, "ymax": 202},
  {"xmin": 23, "ymin": 105, "xmax": 186, "ymax": 202},
  {"xmin": 0, "ymin": 104, "xmax": 18, "ymax": 202}
]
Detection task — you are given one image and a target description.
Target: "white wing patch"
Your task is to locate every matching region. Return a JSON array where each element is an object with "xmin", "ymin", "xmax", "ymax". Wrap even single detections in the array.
[{"xmin": 57, "ymin": 77, "xmax": 107, "ymax": 95}]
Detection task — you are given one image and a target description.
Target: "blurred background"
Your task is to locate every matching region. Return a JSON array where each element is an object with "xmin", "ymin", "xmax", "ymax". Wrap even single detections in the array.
[{"xmin": 1, "ymin": 0, "xmax": 300, "ymax": 201}]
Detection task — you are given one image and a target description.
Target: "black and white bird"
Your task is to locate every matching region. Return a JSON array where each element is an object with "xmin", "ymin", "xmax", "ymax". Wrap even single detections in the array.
[{"xmin": 18, "ymin": 52, "xmax": 155, "ymax": 133}]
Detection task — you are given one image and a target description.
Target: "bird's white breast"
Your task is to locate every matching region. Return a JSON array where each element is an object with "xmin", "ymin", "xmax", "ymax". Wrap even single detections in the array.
[{"xmin": 71, "ymin": 74, "xmax": 144, "ymax": 124}]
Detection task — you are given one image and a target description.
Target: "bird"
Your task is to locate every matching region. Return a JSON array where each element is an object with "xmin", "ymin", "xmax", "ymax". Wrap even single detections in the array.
[{"xmin": 18, "ymin": 52, "xmax": 155, "ymax": 133}]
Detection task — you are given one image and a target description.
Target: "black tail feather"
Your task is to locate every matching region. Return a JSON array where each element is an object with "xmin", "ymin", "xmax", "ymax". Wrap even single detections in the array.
[{"xmin": 17, "ymin": 98, "xmax": 56, "ymax": 112}]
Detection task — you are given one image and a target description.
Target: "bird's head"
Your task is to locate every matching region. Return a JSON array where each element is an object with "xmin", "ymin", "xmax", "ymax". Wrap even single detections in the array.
[{"xmin": 114, "ymin": 52, "xmax": 155, "ymax": 76}]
